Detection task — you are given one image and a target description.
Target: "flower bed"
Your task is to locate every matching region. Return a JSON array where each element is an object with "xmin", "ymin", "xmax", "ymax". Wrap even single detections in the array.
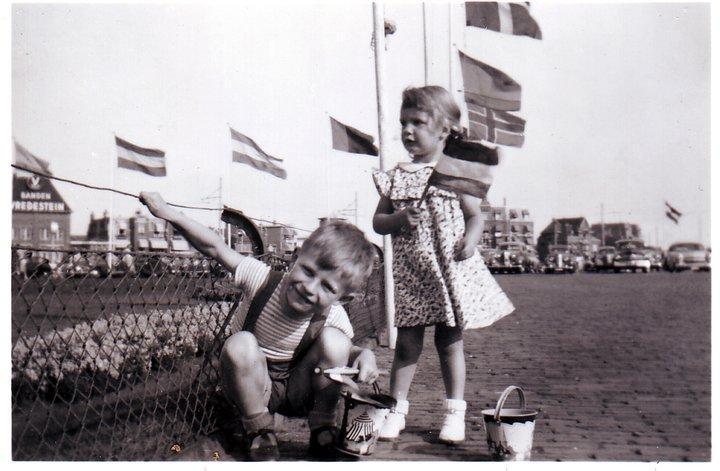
[{"xmin": 12, "ymin": 302, "xmax": 233, "ymax": 402}]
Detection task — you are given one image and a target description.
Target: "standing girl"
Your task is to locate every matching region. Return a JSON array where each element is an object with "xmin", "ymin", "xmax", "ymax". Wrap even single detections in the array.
[{"xmin": 372, "ymin": 86, "xmax": 514, "ymax": 444}]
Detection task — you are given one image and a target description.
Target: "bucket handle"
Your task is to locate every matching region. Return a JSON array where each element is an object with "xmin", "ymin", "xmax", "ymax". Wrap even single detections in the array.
[{"xmin": 493, "ymin": 385, "xmax": 526, "ymax": 422}]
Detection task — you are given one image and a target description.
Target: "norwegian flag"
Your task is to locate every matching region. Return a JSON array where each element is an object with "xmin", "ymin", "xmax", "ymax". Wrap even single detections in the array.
[{"xmin": 467, "ymin": 102, "xmax": 525, "ymax": 147}]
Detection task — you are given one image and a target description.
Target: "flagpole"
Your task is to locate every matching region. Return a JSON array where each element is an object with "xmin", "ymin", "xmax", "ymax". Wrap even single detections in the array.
[
  {"xmin": 108, "ymin": 135, "xmax": 116, "ymax": 269},
  {"xmin": 601, "ymin": 203, "xmax": 606, "ymax": 246},
  {"xmin": 373, "ymin": 2, "xmax": 397, "ymax": 350},
  {"xmin": 221, "ymin": 177, "xmax": 231, "ymax": 246},
  {"xmin": 448, "ymin": 2, "xmax": 453, "ymax": 92},
  {"xmin": 423, "ymin": 2, "xmax": 429, "ymax": 85}
]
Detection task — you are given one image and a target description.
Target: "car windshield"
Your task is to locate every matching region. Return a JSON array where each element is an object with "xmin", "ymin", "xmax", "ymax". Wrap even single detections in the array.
[
  {"xmin": 498, "ymin": 243, "xmax": 522, "ymax": 249},
  {"xmin": 671, "ymin": 243, "xmax": 704, "ymax": 251},
  {"xmin": 598, "ymin": 248, "xmax": 615, "ymax": 255},
  {"xmin": 616, "ymin": 241, "xmax": 644, "ymax": 250}
]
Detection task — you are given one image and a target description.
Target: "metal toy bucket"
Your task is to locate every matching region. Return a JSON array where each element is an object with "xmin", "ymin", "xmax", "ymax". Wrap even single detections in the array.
[
  {"xmin": 317, "ymin": 367, "xmax": 394, "ymax": 459},
  {"xmin": 336, "ymin": 382, "xmax": 395, "ymax": 458},
  {"xmin": 481, "ymin": 385, "xmax": 538, "ymax": 461}
]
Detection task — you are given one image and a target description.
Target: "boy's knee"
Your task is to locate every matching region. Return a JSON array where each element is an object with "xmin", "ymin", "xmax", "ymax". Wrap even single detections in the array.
[
  {"xmin": 221, "ymin": 331, "xmax": 262, "ymax": 370},
  {"xmin": 315, "ymin": 327, "xmax": 351, "ymax": 364}
]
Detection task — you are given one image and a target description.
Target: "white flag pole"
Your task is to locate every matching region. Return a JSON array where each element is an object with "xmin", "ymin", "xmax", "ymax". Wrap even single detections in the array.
[
  {"xmin": 108, "ymin": 135, "xmax": 116, "ymax": 269},
  {"xmin": 372, "ymin": 2, "xmax": 397, "ymax": 349},
  {"xmin": 448, "ymin": 2, "xmax": 453, "ymax": 91},
  {"xmin": 423, "ymin": 2, "xmax": 429, "ymax": 85}
]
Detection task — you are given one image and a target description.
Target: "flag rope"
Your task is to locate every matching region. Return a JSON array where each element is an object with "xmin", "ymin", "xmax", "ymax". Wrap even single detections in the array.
[{"xmin": 10, "ymin": 164, "xmax": 312, "ymax": 233}]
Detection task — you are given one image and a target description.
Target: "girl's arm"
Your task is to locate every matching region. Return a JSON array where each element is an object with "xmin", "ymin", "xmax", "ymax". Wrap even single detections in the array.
[
  {"xmin": 139, "ymin": 192, "xmax": 243, "ymax": 272},
  {"xmin": 372, "ymin": 196, "xmax": 421, "ymax": 235},
  {"xmin": 456, "ymin": 193, "xmax": 485, "ymax": 261}
]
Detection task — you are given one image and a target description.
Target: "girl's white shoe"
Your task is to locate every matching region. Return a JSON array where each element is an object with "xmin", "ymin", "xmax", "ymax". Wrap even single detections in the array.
[
  {"xmin": 438, "ymin": 398, "xmax": 466, "ymax": 444},
  {"xmin": 378, "ymin": 399, "xmax": 409, "ymax": 441}
]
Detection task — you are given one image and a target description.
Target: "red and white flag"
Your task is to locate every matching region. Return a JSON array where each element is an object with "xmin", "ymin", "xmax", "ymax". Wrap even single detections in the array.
[
  {"xmin": 428, "ymin": 142, "xmax": 498, "ymax": 199},
  {"xmin": 116, "ymin": 136, "xmax": 166, "ymax": 177},
  {"xmin": 330, "ymin": 117, "xmax": 378, "ymax": 156},
  {"xmin": 466, "ymin": 2, "xmax": 542, "ymax": 40},
  {"xmin": 467, "ymin": 102, "xmax": 525, "ymax": 147},
  {"xmin": 230, "ymin": 127, "xmax": 287, "ymax": 179}
]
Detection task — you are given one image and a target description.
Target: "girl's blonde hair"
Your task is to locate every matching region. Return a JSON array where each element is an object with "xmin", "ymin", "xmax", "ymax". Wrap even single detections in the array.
[{"xmin": 401, "ymin": 86, "xmax": 463, "ymax": 138}]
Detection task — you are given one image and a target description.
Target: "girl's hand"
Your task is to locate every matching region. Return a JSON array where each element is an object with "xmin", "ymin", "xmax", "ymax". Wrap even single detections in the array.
[
  {"xmin": 455, "ymin": 241, "xmax": 477, "ymax": 261},
  {"xmin": 138, "ymin": 191, "xmax": 173, "ymax": 220},
  {"xmin": 398, "ymin": 206, "xmax": 422, "ymax": 230}
]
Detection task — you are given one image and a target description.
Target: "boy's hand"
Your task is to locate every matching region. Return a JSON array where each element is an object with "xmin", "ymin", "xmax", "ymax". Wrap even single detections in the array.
[
  {"xmin": 351, "ymin": 348, "xmax": 379, "ymax": 384},
  {"xmin": 138, "ymin": 191, "xmax": 173, "ymax": 220},
  {"xmin": 398, "ymin": 206, "xmax": 422, "ymax": 230},
  {"xmin": 455, "ymin": 241, "xmax": 477, "ymax": 261}
]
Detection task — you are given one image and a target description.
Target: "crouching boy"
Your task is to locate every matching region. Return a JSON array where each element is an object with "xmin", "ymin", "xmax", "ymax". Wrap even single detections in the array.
[{"xmin": 139, "ymin": 192, "xmax": 380, "ymax": 460}]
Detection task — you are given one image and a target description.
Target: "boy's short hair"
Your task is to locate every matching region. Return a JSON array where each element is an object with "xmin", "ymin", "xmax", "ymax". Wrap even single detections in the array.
[{"xmin": 299, "ymin": 221, "xmax": 376, "ymax": 293}]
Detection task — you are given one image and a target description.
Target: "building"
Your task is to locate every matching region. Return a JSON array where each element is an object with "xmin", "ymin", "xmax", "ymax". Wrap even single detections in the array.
[
  {"xmin": 76, "ymin": 210, "xmax": 194, "ymax": 254},
  {"xmin": 590, "ymin": 223, "xmax": 642, "ymax": 248},
  {"xmin": 78, "ymin": 211, "xmax": 133, "ymax": 252},
  {"xmin": 12, "ymin": 173, "xmax": 71, "ymax": 266},
  {"xmin": 536, "ymin": 217, "xmax": 601, "ymax": 260},
  {"xmin": 130, "ymin": 211, "xmax": 171, "ymax": 252},
  {"xmin": 262, "ymin": 224, "xmax": 298, "ymax": 257},
  {"xmin": 479, "ymin": 199, "xmax": 534, "ymax": 248}
]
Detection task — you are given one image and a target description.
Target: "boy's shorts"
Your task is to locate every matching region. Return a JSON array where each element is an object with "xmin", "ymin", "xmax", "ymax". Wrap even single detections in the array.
[{"xmin": 263, "ymin": 361, "xmax": 314, "ymax": 418}]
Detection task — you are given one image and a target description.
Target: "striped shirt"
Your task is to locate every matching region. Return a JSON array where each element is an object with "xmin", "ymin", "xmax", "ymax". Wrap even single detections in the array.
[{"xmin": 230, "ymin": 257, "xmax": 354, "ymax": 362}]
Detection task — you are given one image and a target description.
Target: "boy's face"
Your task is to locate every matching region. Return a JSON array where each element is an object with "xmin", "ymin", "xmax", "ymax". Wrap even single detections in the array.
[
  {"xmin": 283, "ymin": 249, "xmax": 353, "ymax": 316},
  {"xmin": 400, "ymin": 107, "xmax": 447, "ymax": 161}
]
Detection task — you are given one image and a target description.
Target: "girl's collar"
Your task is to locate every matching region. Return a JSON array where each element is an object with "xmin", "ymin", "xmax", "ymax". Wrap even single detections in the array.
[{"xmin": 397, "ymin": 160, "xmax": 437, "ymax": 172}]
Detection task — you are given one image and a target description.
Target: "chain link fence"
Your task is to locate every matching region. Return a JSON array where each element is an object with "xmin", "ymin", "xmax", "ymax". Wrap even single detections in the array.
[{"xmin": 11, "ymin": 246, "xmax": 385, "ymax": 461}]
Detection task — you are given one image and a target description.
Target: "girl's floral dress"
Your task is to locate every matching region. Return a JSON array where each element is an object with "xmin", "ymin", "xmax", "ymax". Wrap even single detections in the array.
[{"xmin": 373, "ymin": 161, "xmax": 514, "ymax": 329}]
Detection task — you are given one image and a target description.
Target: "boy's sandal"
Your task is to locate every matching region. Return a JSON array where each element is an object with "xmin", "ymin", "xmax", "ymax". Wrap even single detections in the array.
[
  {"xmin": 245, "ymin": 429, "xmax": 279, "ymax": 461},
  {"xmin": 308, "ymin": 426, "xmax": 340, "ymax": 461}
]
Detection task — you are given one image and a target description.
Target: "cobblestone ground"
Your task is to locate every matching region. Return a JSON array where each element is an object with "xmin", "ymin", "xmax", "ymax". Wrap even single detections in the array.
[{"xmin": 179, "ymin": 271, "xmax": 711, "ymax": 462}]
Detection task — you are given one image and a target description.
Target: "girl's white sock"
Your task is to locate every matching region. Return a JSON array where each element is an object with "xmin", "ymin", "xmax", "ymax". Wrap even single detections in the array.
[{"xmin": 444, "ymin": 398, "xmax": 466, "ymax": 413}]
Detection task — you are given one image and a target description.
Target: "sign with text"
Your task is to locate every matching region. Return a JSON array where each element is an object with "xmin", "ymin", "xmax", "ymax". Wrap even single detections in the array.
[{"xmin": 12, "ymin": 175, "xmax": 71, "ymax": 214}]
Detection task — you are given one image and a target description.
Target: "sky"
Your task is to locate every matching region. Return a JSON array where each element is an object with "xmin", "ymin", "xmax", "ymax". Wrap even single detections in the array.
[{"xmin": 9, "ymin": 1, "xmax": 711, "ymax": 249}]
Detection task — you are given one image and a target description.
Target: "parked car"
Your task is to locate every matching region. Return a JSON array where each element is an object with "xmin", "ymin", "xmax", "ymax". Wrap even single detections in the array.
[
  {"xmin": 494, "ymin": 242, "xmax": 526, "ymax": 274},
  {"xmin": 615, "ymin": 238, "xmax": 645, "ymax": 251},
  {"xmin": 135, "ymin": 253, "xmax": 171, "ymax": 277},
  {"xmin": 640, "ymin": 246, "xmax": 663, "ymax": 272},
  {"xmin": 664, "ymin": 242, "xmax": 710, "ymax": 272},
  {"xmin": 613, "ymin": 247, "xmax": 651, "ymax": 273},
  {"xmin": 592, "ymin": 246, "xmax": 617, "ymax": 272},
  {"xmin": 27, "ymin": 257, "xmax": 53, "ymax": 278},
  {"xmin": 522, "ymin": 246, "xmax": 542, "ymax": 273},
  {"xmin": 59, "ymin": 254, "xmax": 91, "ymax": 278},
  {"xmin": 480, "ymin": 247, "xmax": 499, "ymax": 272},
  {"xmin": 544, "ymin": 245, "xmax": 577, "ymax": 274}
]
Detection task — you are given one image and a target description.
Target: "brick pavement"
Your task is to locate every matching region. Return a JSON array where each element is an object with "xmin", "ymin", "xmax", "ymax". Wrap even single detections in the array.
[{"xmin": 177, "ymin": 271, "xmax": 711, "ymax": 462}]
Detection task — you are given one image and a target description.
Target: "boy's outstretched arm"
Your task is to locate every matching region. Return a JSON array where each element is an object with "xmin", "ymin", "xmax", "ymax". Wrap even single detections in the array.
[{"xmin": 139, "ymin": 191, "xmax": 242, "ymax": 272}]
